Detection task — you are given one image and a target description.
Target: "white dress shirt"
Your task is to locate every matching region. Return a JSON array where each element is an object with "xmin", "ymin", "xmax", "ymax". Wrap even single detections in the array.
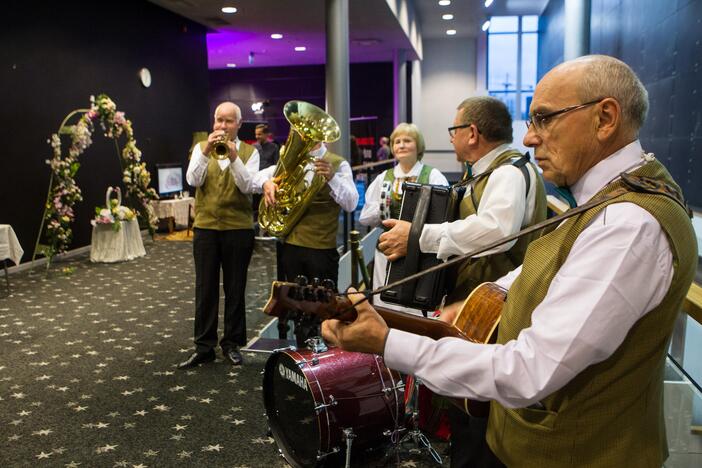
[
  {"xmin": 384, "ymin": 140, "xmax": 674, "ymax": 409},
  {"xmin": 252, "ymin": 144, "xmax": 359, "ymax": 212},
  {"xmin": 420, "ymin": 144, "xmax": 539, "ymax": 261},
  {"xmin": 186, "ymin": 139, "xmax": 260, "ymax": 194},
  {"xmin": 359, "ymin": 162, "xmax": 449, "ymax": 315}
]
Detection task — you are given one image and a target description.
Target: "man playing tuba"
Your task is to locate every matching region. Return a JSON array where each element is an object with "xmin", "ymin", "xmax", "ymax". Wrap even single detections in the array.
[{"xmin": 254, "ymin": 132, "xmax": 358, "ymax": 346}]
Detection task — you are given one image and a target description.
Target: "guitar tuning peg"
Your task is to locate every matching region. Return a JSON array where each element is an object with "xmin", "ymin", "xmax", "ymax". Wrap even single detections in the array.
[
  {"xmin": 295, "ymin": 275, "xmax": 308, "ymax": 286},
  {"xmin": 311, "ymin": 277, "xmax": 321, "ymax": 287},
  {"xmin": 321, "ymin": 279, "xmax": 336, "ymax": 291}
]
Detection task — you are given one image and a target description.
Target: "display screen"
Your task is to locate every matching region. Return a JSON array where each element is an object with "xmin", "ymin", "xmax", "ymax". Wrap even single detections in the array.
[{"xmin": 157, "ymin": 165, "xmax": 183, "ymax": 197}]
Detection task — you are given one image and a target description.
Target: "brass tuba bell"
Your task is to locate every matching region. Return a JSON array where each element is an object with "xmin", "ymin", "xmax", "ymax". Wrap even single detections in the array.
[{"xmin": 258, "ymin": 100, "xmax": 340, "ymax": 237}]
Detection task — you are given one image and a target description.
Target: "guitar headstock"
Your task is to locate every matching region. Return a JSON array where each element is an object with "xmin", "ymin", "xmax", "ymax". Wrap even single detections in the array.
[{"xmin": 263, "ymin": 279, "xmax": 355, "ymax": 322}]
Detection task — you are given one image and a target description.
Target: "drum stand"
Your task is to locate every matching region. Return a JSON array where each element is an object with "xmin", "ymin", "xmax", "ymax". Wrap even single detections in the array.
[{"xmin": 383, "ymin": 377, "xmax": 443, "ymax": 466}]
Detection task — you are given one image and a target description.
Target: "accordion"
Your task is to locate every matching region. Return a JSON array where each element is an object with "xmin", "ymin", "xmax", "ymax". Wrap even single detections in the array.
[{"xmin": 380, "ymin": 182, "xmax": 465, "ymax": 311}]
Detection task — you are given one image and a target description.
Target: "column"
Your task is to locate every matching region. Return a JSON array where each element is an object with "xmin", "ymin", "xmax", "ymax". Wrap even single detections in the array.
[
  {"xmin": 325, "ymin": 0, "xmax": 350, "ymax": 159},
  {"xmin": 564, "ymin": 0, "xmax": 591, "ymax": 60},
  {"xmin": 393, "ymin": 49, "xmax": 407, "ymax": 126}
]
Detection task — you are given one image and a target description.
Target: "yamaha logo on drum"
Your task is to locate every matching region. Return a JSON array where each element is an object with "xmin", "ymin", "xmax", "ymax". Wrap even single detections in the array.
[{"xmin": 278, "ymin": 363, "xmax": 307, "ymax": 391}]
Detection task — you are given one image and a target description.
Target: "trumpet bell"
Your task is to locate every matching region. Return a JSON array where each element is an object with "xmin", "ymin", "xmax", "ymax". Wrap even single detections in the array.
[
  {"xmin": 213, "ymin": 141, "xmax": 229, "ymax": 160},
  {"xmin": 258, "ymin": 101, "xmax": 341, "ymax": 237}
]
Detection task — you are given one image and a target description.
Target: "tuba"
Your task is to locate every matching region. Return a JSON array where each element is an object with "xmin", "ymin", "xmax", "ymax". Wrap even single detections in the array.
[{"xmin": 258, "ymin": 100, "xmax": 340, "ymax": 237}]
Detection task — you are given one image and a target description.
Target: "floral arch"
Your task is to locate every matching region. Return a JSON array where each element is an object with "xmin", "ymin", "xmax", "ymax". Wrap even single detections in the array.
[{"xmin": 33, "ymin": 94, "xmax": 159, "ymax": 265}]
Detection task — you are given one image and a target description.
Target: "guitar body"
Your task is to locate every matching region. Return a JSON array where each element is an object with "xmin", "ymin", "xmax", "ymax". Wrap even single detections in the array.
[{"xmin": 449, "ymin": 282, "xmax": 506, "ymax": 417}]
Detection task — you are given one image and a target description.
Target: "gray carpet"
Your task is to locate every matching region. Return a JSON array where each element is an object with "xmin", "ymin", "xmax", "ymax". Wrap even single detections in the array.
[{"xmin": 0, "ymin": 239, "xmax": 447, "ymax": 467}]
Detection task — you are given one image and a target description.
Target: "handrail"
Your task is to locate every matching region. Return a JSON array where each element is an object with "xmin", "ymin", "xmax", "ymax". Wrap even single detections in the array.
[{"xmin": 683, "ymin": 282, "xmax": 702, "ymax": 326}]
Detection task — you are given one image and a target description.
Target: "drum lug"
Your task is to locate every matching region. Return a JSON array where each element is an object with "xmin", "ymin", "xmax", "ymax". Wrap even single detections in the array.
[
  {"xmin": 343, "ymin": 428, "xmax": 356, "ymax": 468},
  {"xmin": 314, "ymin": 395, "xmax": 337, "ymax": 412},
  {"xmin": 272, "ymin": 345, "xmax": 297, "ymax": 353}
]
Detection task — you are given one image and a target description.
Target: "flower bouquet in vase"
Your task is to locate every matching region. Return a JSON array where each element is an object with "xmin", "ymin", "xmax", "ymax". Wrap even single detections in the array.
[{"xmin": 92, "ymin": 186, "xmax": 135, "ymax": 231}]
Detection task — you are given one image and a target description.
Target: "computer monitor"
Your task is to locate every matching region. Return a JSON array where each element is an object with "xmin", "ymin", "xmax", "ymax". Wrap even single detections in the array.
[{"xmin": 156, "ymin": 163, "xmax": 183, "ymax": 198}]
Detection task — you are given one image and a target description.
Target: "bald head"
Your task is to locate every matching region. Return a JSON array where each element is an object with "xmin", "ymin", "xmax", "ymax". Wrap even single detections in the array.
[
  {"xmin": 545, "ymin": 55, "xmax": 648, "ymax": 136},
  {"xmin": 215, "ymin": 102, "xmax": 242, "ymax": 123}
]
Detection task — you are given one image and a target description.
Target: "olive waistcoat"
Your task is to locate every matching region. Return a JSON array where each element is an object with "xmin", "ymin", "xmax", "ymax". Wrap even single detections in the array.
[
  {"xmin": 449, "ymin": 149, "xmax": 547, "ymax": 302},
  {"xmin": 285, "ymin": 152, "xmax": 345, "ymax": 249},
  {"xmin": 193, "ymin": 141, "xmax": 255, "ymax": 230},
  {"xmin": 486, "ymin": 160, "xmax": 697, "ymax": 467}
]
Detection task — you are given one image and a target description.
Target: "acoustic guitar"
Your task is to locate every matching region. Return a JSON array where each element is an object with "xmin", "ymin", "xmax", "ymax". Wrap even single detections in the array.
[{"xmin": 263, "ymin": 280, "xmax": 507, "ymax": 417}]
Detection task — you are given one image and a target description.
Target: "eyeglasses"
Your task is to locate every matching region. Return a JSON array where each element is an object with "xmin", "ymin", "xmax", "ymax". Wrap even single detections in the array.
[
  {"xmin": 525, "ymin": 99, "xmax": 603, "ymax": 132},
  {"xmin": 448, "ymin": 123, "xmax": 480, "ymax": 138}
]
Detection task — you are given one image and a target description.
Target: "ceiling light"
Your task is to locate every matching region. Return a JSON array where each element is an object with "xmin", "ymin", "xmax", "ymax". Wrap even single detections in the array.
[
  {"xmin": 438, "ymin": 0, "xmax": 451, "ymax": 5},
  {"xmin": 482, "ymin": 20, "xmax": 491, "ymax": 31},
  {"xmin": 221, "ymin": 6, "xmax": 237, "ymax": 14},
  {"xmin": 226, "ymin": 63, "xmax": 237, "ymax": 68},
  {"xmin": 446, "ymin": 29, "xmax": 457, "ymax": 36},
  {"xmin": 271, "ymin": 33, "xmax": 283, "ymax": 39},
  {"xmin": 484, "ymin": 0, "xmax": 494, "ymax": 7},
  {"xmin": 294, "ymin": 46, "xmax": 307, "ymax": 52},
  {"xmin": 442, "ymin": 14, "xmax": 454, "ymax": 20}
]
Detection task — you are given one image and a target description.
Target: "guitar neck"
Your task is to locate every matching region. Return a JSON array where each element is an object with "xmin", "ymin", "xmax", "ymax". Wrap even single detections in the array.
[{"xmin": 374, "ymin": 305, "xmax": 468, "ymax": 341}]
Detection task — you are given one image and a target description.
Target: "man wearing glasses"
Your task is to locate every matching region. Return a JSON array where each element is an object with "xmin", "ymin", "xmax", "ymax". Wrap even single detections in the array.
[
  {"xmin": 379, "ymin": 96, "xmax": 547, "ymax": 467},
  {"xmin": 323, "ymin": 55, "xmax": 696, "ymax": 467},
  {"xmin": 380, "ymin": 96, "xmax": 547, "ymax": 304}
]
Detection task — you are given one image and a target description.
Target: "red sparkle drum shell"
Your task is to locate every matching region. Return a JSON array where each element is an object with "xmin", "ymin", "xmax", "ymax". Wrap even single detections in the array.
[{"xmin": 263, "ymin": 346, "xmax": 403, "ymax": 467}]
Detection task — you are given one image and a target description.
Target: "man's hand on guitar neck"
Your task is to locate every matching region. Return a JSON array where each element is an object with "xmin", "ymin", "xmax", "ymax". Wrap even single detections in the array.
[
  {"xmin": 378, "ymin": 219, "xmax": 411, "ymax": 261},
  {"xmin": 321, "ymin": 288, "xmax": 390, "ymax": 355}
]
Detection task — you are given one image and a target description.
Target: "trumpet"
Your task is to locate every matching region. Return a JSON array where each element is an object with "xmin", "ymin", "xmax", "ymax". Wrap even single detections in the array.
[{"xmin": 212, "ymin": 137, "xmax": 230, "ymax": 160}]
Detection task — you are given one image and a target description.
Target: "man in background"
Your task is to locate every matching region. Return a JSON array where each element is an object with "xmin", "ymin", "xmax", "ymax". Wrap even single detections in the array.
[{"xmin": 255, "ymin": 123, "xmax": 280, "ymax": 170}]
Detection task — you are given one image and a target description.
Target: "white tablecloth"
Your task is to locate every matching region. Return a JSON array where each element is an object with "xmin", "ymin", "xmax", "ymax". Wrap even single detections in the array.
[
  {"xmin": 0, "ymin": 224, "xmax": 24, "ymax": 265},
  {"xmin": 90, "ymin": 219, "xmax": 146, "ymax": 263},
  {"xmin": 150, "ymin": 197, "xmax": 194, "ymax": 228}
]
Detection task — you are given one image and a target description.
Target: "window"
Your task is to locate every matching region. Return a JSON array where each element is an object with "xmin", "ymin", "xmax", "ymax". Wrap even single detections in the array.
[{"xmin": 487, "ymin": 15, "xmax": 539, "ymax": 121}]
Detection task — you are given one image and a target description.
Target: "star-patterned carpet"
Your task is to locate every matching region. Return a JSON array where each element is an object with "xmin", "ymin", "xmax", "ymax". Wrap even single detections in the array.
[{"xmin": 0, "ymin": 238, "xmax": 447, "ymax": 467}]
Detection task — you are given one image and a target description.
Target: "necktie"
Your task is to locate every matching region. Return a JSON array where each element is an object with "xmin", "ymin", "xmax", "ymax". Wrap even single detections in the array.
[{"xmin": 555, "ymin": 186, "xmax": 577, "ymax": 208}]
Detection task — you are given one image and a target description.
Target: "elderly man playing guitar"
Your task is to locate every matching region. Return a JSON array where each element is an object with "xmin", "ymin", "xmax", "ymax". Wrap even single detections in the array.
[{"xmin": 322, "ymin": 55, "xmax": 697, "ymax": 468}]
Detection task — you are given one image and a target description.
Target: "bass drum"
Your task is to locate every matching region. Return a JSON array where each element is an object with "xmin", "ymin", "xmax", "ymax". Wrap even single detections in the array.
[{"xmin": 263, "ymin": 346, "xmax": 404, "ymax": 467}]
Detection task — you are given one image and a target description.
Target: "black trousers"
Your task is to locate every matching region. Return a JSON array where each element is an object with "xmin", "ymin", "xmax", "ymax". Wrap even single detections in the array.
[
  {"xmin": 278, "ymin": 242, "xmax": 339, "ymax": 346},
  {"xmin": 193, "ymin": 228, "xmax": 254, "ymax": 353},
  {"xmin": 448, "ymin": 407, "xmax": 505, "ymax": 468}
]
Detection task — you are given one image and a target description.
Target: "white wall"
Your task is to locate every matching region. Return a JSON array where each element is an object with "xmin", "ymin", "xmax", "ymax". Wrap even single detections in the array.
[{"xmin": 415, "ymin": 37, "xmax": 478, "ymax": 174}]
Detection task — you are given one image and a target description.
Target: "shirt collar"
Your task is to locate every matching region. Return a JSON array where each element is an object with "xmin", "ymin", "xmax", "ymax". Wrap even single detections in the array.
[
  {"xmin": 570, "ymin": 140, "xmax": 645, "ymax": 205},
  {"xmin": 394, "ymin": 161, "xmax": 424, "ymax": 178},
  {"xmin": 471, "ymin": 143, "xmax": 512, "ymax": 176}
]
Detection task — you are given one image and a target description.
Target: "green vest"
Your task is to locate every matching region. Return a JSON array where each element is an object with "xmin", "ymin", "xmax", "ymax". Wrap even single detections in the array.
[
  {"xmin": 285, "ymin": 152, "xmax": 346, "ymax": 249},
  {"xmin": 193, "ymin": 141, "xmax": 256, "ymax": 230},
  {"xmin": 383, "ymin": 164, "xmax": 434, "ymax": 220},
  {"xmin": 486, "ymin": 160, "xmax": 697, "ymax": 467},
  {"xmin": 449, "ymin": 149, "xmax": 547, "ymax": 302}
]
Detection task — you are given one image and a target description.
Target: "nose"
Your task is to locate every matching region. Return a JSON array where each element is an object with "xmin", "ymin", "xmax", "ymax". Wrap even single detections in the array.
[{"xmin": 523, "ymin": 126, "xmax": 540, "ymax": 148}]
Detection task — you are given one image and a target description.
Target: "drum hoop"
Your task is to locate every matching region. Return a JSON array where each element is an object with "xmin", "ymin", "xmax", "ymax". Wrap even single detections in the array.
[{"xmin": 287, "ymin": 348, "xmax": 333, "ymax": 456}]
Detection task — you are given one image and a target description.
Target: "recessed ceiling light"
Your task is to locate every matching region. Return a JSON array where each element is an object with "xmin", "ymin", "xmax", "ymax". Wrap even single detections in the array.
[
  {"xmin": 446, "ymin": 29, "xmax": 457, "ymax": 35},
  {"xmin": 271, "ymin": 33, "xmax": 283, "ymax": 39},
  {"xmin": 439, "ymin": 0, "xmax": 451, "ymax": 6},
  {"xmin": 442, "ymin": 14, "xmax": 454, "ymax": 20},
  {"xmin": 294, "ymin": 46, "xmax": 307, "ymax": 52},
  {"xmin": 221, "ymin": 7, "xmax": 237, "ymax": 14},
  {"xmin": 484, "ymin": 0, "xmax": 494, "ymax": 7},
  {"xmin": 226, "ymin": 63, "xmax": 237, "ymax": 68},
  {"xmin": 482, "ymin": 20, "xmax": 491, "ymax": 31}
]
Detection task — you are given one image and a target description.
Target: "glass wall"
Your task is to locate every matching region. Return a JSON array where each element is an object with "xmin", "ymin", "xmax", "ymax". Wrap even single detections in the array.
[{"xmin": 487, "ymin": 15, "xmax": 538, "ymax": 121}]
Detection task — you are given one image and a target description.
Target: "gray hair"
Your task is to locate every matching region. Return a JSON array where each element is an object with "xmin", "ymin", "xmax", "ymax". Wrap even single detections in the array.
[
  {"xmin": 215, "ymin": 102, "xmax": 242, "ymax": 123},
  {"xmin": 571, "ymin": 55, "xmax": 649, "ymax": 133},
  {"xmin": 456, "ymin": 96, "xmax": 513, "ymax": 143}
]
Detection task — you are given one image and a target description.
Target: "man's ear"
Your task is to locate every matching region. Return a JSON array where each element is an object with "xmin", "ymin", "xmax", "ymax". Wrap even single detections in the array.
[
  {"xmin": 596, "ymin": 97, "xmax": 621, "ymax": 140},
  {"xmin": 469, "ymin": 124, "xmax": 480, "ymax": 145}
]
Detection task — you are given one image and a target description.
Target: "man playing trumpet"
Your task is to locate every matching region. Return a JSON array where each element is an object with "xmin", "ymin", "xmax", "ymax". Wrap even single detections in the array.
[{"xmin": 179, "ymin": 101, "xmax": 260, "ymax": 369}]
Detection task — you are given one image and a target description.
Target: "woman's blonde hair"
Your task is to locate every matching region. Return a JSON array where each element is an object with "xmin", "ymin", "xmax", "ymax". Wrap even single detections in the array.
[{"xmin": 389, "ymin": 123, "xmax": 425, "ymax": 160}]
